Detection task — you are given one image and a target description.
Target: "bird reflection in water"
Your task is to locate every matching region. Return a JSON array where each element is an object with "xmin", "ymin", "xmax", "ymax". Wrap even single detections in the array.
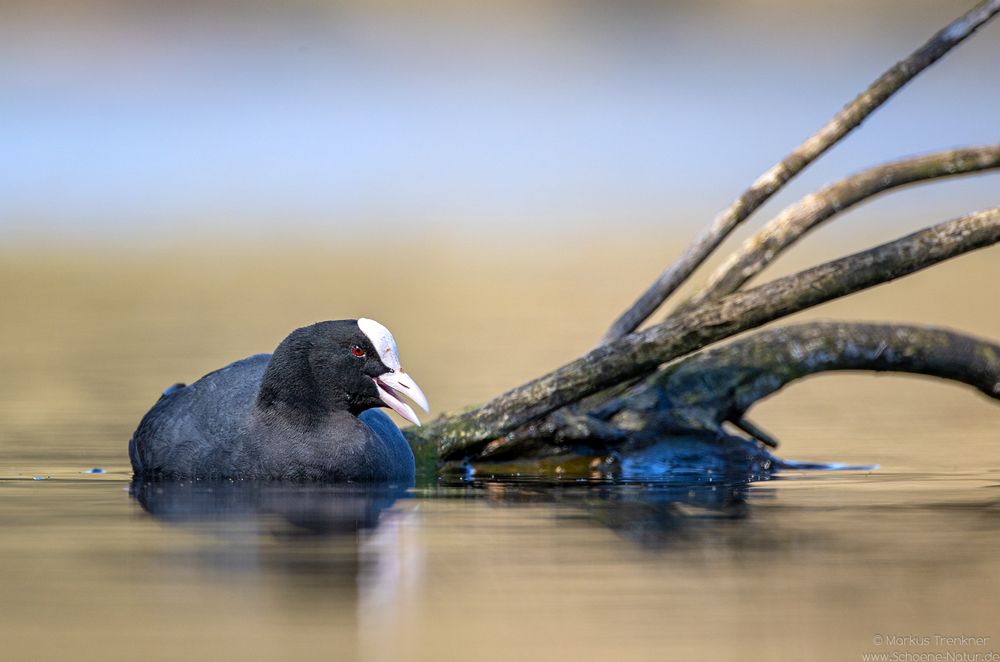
[
  {"xmin": 127, "ymin": 459, "xmax": 771, "ymax": 612},
  {"xmin": 129, "ymin": 479, "xmax": 412, "ymax": 537},
  {"xmin": 128, "ymin": 479, "xmax": 418, "ymax": 595},
  {"xmin": 129, "ymin": 458, "xmax": 763, "ymax": 566}
]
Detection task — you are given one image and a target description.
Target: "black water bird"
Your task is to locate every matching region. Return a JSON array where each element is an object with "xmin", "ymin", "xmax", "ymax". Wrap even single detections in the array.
[{"xmin": 129, "ymin": 319, "xmax": 429, "ymax": 482}]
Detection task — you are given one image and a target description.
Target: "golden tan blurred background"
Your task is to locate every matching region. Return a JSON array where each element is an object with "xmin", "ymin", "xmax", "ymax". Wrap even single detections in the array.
[{"xmin": 2, "ymin": 230, "xmax": 999, "ymax": 472}]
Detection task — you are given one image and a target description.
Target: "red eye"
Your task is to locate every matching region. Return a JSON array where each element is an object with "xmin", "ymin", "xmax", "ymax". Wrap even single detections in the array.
[{"xmin": 351, "ymin": 345, "xmax": 366, "ymax": 358}]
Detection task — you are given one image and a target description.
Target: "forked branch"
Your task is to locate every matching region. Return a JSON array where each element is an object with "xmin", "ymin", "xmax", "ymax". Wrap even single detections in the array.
[
  {"xmin": 601, "ymin": 0, "xmax": 1000, "ymax": 343},
  {"xmin": 679, "ymin": 145, "xmax": 1000, "ymax": 312},
  {"xmin": 407, "ymin": 206, "xmax": 1000, "ymax": 460}
]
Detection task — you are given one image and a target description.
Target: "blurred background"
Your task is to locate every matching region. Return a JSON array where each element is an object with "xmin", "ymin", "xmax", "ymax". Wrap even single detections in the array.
[
  {"xmin": 3, "ymin": 0, "xmax": 999, "ymax": 242},
  {"xmin": 2, "ymin": 0, "xmax": 999, "ymax": 460},
  {"xmin": 3, "ymin": 0, "xmax": 1000, "ymax": 461},
  {"xmin": 3, "ymin": 2, "xmax": 1000, "ymax": 661}
]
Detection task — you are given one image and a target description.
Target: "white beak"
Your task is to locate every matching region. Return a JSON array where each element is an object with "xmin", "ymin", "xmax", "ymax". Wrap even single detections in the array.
[{"xmin": 373, "ymin": 370, "xmax": 430, "ymax": 426}]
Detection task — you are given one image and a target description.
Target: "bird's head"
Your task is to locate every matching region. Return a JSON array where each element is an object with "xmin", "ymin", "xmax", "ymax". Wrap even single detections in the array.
[{"xmin": 259, "ymin": 318, "xmax": 430, "ymax": 426}]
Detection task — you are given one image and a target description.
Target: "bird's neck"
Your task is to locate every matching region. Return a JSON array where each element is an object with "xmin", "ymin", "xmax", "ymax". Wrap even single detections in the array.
[{"xmin": 255, "ymin": 341, "xmax": 349, "ymax": 426}]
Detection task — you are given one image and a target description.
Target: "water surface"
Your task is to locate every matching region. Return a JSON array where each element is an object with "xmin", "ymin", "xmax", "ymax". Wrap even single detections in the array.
[{"xmin": 2, "ymin": 242, "xmax": 999, "ymax": 660}]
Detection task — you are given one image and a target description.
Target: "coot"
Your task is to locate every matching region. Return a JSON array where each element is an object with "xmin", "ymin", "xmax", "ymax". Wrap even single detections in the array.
[{"xmin": 129, "ymin": 318, "xmax": 428, "ymax": 482}]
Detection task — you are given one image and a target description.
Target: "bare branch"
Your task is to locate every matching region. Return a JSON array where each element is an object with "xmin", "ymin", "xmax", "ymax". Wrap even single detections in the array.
[
  {"xmin": 601, "ymin": 0, "xmax": 1000, "ymax": 344},
  {"xmin": 679, "ymin": 145, "xmax": 1000, "ymax": 312},
  {"xmin": 407, "ymin": 206, "xmax": 1000, "ymax": 460}
]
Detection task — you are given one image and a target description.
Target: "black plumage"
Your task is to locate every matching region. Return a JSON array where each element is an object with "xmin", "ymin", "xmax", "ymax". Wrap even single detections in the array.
[{"xmin": 129, "ymin": 320, "xmax": 425, "ymax": 482}]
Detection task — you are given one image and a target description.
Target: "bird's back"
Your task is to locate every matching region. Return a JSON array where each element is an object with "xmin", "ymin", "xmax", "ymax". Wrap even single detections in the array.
[{"xmin": 129, "ymin": 354, "xmax": 271, "ymax": 478}]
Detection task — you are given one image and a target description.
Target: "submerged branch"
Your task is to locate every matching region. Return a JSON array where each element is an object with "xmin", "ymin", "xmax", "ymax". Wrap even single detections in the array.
[
  {"xmin": 680, "ymin": 145, "xmax": 1000, "ymax": 312},
  {"xmin": 601, "ymin": 0, "xmax": 1000, "ymax": 343},
  {"xmin": 407, "ymin": 206, "xmax": 1000, "ymax": 460}
]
